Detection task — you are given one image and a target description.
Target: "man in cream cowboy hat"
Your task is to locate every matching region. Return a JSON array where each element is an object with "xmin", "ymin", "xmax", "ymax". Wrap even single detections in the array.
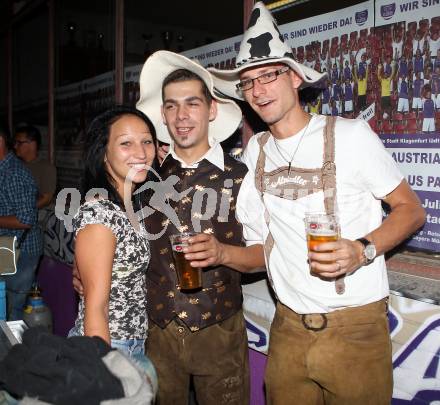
[
  {"xmin": 197, "ymin": 2, "xmax": 426, "ymax": 404},
  {"xmin": 136, "ymin": 50, "xmax": 264, "ymax": 404}
]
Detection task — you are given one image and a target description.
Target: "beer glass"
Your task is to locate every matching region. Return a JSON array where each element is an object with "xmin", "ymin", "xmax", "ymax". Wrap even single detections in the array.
[
  {"xmin": 304, "ymin": 213, "xmax": 345, "ymax": 294},
  {"xmin": 169, "ymin": 232, "xmax": 202, "ymax": 291},
  {"xmin": 304, "ymin": 213, "xmax": 340, "ymax": 256}
]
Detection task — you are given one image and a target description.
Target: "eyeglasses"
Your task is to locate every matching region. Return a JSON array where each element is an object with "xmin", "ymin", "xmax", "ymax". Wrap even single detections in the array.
[
  {"xmin": 14, "ymin": 140, "xmax": 32, "ymax": 145},
  {"xmin": 236, "ymin": 67, "xmax": 290, "ymax": 92}
]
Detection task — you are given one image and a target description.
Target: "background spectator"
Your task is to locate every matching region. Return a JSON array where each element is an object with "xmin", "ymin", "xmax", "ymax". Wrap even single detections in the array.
[
  {"xmin": 14, "ymin": 125, "xmax": 57, "ymax": 211},
  {"xmin": 0, "ymin": 121, "xmax": 40, "ymax": 320}
]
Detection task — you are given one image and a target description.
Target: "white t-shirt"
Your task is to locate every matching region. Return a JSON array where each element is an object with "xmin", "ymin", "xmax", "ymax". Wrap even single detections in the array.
[
  {"xmin": 236, "ymin": 115, "xmax": 404, "ymax": 314},
  {"xmin": 341, "ymin": 51, "xmax": 351, "ymax": 66},
  {"xmin": 392, "ymin": 39, "xmax": 403, "ymax": 59},
  {"xmin": 304, "ymin": 59, "xmax": 315, "ymax": 69},
  {"xmin": 355, "ymin": 48, "xmax": 367, "ymax": 65},
  {"xmin": 413, "ymin": 38, "xmax": 424, "ymax": 56},
  {"xmin": 428, "ymin": 36, "xmax": 440, "ymax": 56}
]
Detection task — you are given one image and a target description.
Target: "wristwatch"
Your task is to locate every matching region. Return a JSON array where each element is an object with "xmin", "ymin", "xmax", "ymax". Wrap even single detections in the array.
[{"xmin": 356, "ymin": 237, "xmax": 377, "ymax": 265}]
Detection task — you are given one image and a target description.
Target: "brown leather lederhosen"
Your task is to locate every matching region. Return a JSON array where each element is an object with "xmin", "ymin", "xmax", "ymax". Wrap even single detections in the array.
[{"xmin": 254, "ymin": 116, "xmax": 345, "ymax": 294}]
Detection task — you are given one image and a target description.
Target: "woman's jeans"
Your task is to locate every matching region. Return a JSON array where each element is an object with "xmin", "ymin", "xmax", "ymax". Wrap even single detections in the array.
[{"xmin": 68, "ymin": 327, "xmax": 145, "ymax": 357}]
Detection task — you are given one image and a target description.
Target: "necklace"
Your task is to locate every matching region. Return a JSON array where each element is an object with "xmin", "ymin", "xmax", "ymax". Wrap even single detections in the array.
[{"xmin": 273, "ymin": 115, "xmax": 312, "ymax": 176}]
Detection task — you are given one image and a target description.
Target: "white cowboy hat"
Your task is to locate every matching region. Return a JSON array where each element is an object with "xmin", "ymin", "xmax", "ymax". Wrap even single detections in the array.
[
  {"xmin": 208, "ymin": 2, "xmax": 326, "ymax": 100},
  {"xmin": 136, "ymin": 50, "xmax": 242, "ymax": 144}
]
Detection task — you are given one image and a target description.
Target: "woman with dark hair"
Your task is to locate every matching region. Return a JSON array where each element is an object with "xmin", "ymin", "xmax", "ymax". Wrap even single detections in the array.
[{"xmin": 69, "ymin": 105, "xmax": 157, "ymax": 358}]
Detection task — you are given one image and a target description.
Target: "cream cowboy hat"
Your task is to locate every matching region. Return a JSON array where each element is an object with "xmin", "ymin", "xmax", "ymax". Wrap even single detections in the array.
[
  {"xmin": 136, "ymin": 50, "xmax": 242, "ymax": 144},
  {"xmin": 208, "ymin": 2, "xmax": 326, "ymax": 100}
]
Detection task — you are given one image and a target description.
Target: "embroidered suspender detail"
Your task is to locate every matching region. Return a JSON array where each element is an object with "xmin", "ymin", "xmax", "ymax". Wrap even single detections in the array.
[
  {"xmin": 322, "ymin": 116, "xmax": 337, "ymax": 216},
  {"xmin": 255, "ymin": 132, "xmax": 271, "ymax": 196}
]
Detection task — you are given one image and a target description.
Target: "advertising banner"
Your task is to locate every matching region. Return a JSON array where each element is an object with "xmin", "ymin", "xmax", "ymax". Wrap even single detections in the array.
[
  {"xmin": 124, "ymin": 65, "xmax": 142, "ymax": 106},
  {"xmin": 380, "ymin": 133, "xmax": 440, "ymax": 251},
  {"xmin": 375, "ymin": 0, "xmax": 440, "ymax": 25},
  {"xmin": 183, "ymin": 35, "xmax": 242, "ymax": 68},
  {"xmin": 374, "ymin": 1, "xmax": 440, "ymax": 252},
  {"xmin": 183, "ymin": 2, "xmax": 374, "ymax": 69},
  {"xmin": 277, "ymin": 1, "xmax": 373, "ymax": 47},
  {"xmin": 390, "ymin": 293, "xmax": 440, "ymax": 403},
  {"xmin": 243, "ymin": 279, "xmax": 440, "ymax": 404}
]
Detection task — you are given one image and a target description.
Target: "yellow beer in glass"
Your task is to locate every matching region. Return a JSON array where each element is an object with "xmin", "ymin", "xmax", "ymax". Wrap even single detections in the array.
[{"xmin": 304, "ymin": 213, "xmax": 340, "ymax": 258}]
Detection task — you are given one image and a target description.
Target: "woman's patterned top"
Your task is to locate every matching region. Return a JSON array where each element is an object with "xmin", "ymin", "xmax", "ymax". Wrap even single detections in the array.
[{"xmin": 72, "ymin": 199, "xmax": 150, "ymax": 340}]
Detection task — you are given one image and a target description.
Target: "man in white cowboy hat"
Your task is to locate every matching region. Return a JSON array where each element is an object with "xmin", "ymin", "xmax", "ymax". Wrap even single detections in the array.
[
  {"xmin": 135, "ymin": 50, "xmax": 263, "ymax": 404},
  {"xmin": 201, "ymin": 2, "xmax": 426, "ymax": 404}
]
